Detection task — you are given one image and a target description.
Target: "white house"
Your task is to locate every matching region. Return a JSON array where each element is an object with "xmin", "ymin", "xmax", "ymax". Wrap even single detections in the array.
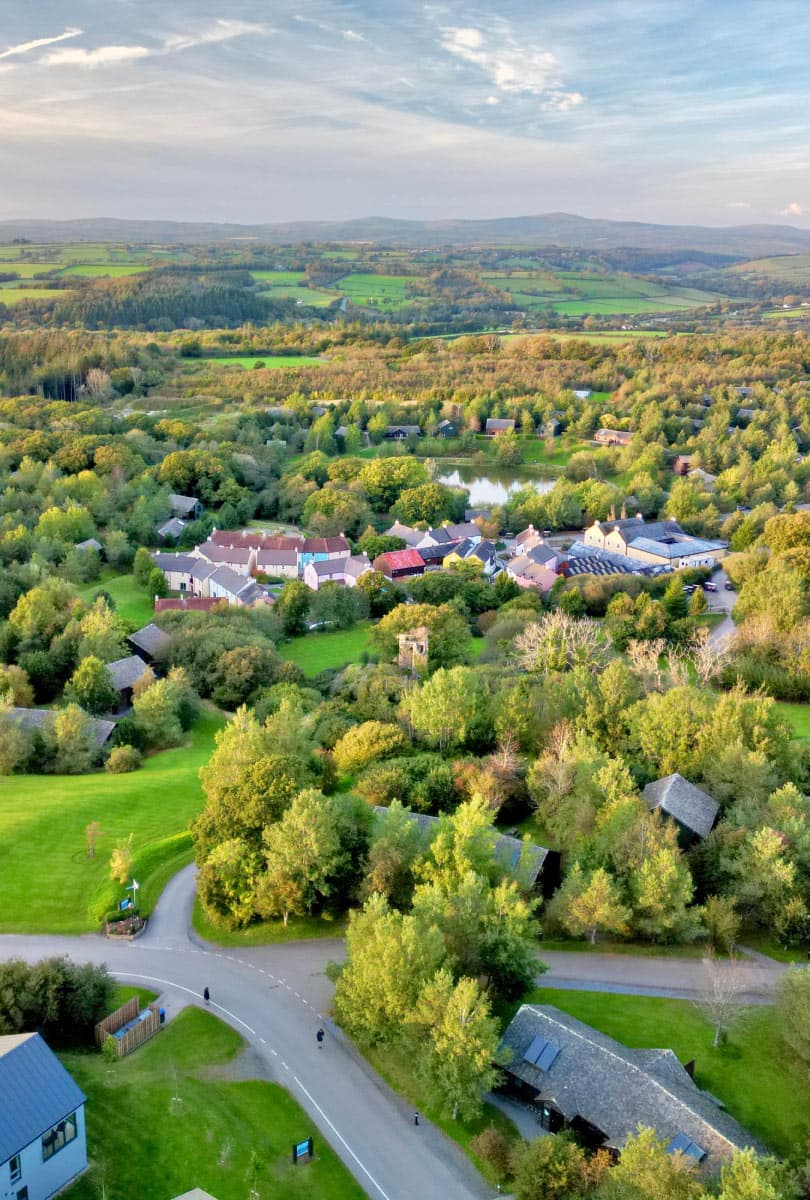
[
  {"xmin": 0, "ymin": 1032, "xmax": 88, "ymax": 1200},
  {"xmin": 303, "ymin": 554, "xmax": 372, "ymax": 591}
]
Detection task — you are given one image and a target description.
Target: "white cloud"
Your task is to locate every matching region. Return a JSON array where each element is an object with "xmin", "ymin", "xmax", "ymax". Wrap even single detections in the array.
[
  {"xmin": 727, "ymin": 200, "xmax": 751, "ymax": 208},
  {"xmin": 779, "ymin": 201, "xmax": 803, "ymax": 216},
  {"xmin": 0, "ymin": 27, "xmax": 82, "ymax": 60},
  {"xmin": 163, "ymin": 19, "xmax": 269, "ymax": 54},
  {"xmin": 441, "ymin": 24, "xmax": 558, "ymax": 95},
  {"xmin": 342, "ymin": 30, "xmax": 365, "ymax": 43},
  {"xmin": 40, "ymin": 45, "xmax": 151, "ymax": 68}
]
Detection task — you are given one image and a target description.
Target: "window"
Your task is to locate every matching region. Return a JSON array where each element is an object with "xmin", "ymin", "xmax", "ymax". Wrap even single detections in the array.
[
  {"xmin": 16, "ymin": 1188, "xmax": 28, "ymax": 1200},
  {"xmin": 9, "ymin": 1155, "xmax": 21, "ymax": 1183},
  {"xmin": 41, "ymin": 1112, "xmax": 77, "ymax": 1162}
]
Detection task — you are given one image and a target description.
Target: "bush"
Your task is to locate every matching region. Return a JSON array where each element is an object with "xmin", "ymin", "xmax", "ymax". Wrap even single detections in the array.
[
  {"xmin": 0, "ymin": 957, "xmax": 114, "ymax": 1045},
  {"xmin": 470, "ymin": 1127, "xmax": 514, "ymax": 1182},
  {"xmin": 332, "ymin": 720, "xmax": 411, "ymax": 775},
  {"xmin": 105, "ymin": 744, "xmax": 143, "ymax": 774}
]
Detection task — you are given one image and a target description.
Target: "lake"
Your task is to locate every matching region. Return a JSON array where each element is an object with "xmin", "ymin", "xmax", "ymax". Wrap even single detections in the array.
[{"xmin": 436, "ymin": 466, "xmax": 555, "ymax": 507}]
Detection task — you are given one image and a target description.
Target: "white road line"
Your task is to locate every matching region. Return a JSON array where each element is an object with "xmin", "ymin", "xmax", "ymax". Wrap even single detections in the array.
[
  {"xmin": 294, "ymin": 1075, "xmax": 393, "ymax": 1200},
  {"xmin": 110, "ymin": 972, "xmax": 257, "ymax": 1037},
  {"xmin": 281, "ymin": 1060, "xmax": 289, "ymax": 1070}
]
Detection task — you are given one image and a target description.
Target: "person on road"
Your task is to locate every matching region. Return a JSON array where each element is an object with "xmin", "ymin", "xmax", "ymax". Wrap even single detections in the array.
[
  {"xmin": 316, "ymin": 1027, "xmax": 325, "ymax": 1048},
  {"xmin": 203, "ymin": 986, "xmax": 210, "ymax": 1005},
  {"xmin": 414, "ymin": 1111, "xmax": 419, "ymax": 1126}
]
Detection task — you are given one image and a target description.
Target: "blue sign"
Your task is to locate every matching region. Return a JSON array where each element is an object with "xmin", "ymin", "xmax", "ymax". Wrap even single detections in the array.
[
  {"xmin": 292, "ymin": 1137, "xmax": 313, "ymax": 1164},
  {"xmin": 119, "ymin": 898, "xmax": 133, "ymax": 912}
]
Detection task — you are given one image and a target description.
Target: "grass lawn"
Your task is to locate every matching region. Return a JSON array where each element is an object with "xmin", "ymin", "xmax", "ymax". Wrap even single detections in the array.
[
  {"xmin": 0, "ymin": 287, "xmax": 72, "ymax": 304},
  {"xmin": 199, "ymin": 354, "xmax": 323, "ymax": 368},
  {"xmin": 77, "ymin": 570, "xmax": 155, "ymax": 629},
  {"xmin": 60, "ymin": 264, "xmax": 146, "ymax": 277},
  {"xmin": 62, "ymin": 1008, "xmax": 365, "ymax": 1200},
  {"xmin": 193, "ymin": 897, "xmax": 346, "ymax": 946},
  {"xmin": 0, "ymin": 708, "xmax": 224, "ymax": 934},
  {"xmin": 279, "ymin": 625, "xmax": 373, "ymax": 675},
  {"xmin": 774, "ymin": 701, "xmax": 810, "ymax": 740},
  {"xmin": 111, "ymin": 984, "xmax": 158, "ymax": 1011},
  {"xmin": 523, "ymin": 987, "xmax": 805, "ymax": 1156}
]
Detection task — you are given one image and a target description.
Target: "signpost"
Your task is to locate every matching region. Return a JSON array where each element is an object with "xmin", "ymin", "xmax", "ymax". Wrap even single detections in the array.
[{"xmin": 291, "ymin": 1137, "xmax": 314, "ymax": 1165}]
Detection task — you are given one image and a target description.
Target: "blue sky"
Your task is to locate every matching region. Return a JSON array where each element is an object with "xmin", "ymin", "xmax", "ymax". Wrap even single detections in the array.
[{"xmin": 0, "ymin": 1, "xmax": 808, "ymax": 226}]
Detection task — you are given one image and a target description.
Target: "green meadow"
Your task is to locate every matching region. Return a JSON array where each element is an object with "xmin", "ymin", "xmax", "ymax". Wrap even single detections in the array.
[
  {"xmin": 0, "ymin": 708, "xmax": 224, "ymax": 933},
  {"xmin": 199, "ymin": 354, "xmax": 323, "ymax": 368}
]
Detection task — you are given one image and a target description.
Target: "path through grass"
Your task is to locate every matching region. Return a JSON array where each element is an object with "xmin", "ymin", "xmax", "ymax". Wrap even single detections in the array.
[
  {"xmin": 0, "ymin": 708, "xmax": 224, "ymax": 933},
  {"xmin": 62, "ymin": 1008, "xmax": 365, "ymax": 1200}
]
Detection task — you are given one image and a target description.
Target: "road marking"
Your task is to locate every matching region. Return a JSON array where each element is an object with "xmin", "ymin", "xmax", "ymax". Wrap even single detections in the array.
[
  {"xmin": 110, "ymin": 973, "xmax": 257, "ymax": 1037},
  {"xmin": 294, "ymin": 1075, "xmax": 392, "ymax": 1200}
]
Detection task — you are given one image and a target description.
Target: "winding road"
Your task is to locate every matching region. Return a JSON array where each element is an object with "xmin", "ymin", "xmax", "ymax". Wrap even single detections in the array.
[{"xmin": 0, "ymin": 866, "xmax": 785, "ymax": 1200}]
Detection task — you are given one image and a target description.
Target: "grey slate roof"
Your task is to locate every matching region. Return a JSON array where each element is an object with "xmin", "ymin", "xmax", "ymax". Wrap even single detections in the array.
[
  {"xmin": 0, "ymin": 1032, "xmax": 86, "ymax": 1162},
  {"xmin": 500, "ymin": 1006, "xmax": 765, "ymax": 1170},
  {"xmin": 152, "ymin": 552, "xmax": 198, "ymax": 573},
  {"xmin": 7, "ymin": 707, "xmax": 115, "ymax": 747},
  {"xmin": 127, "ymin": 623, "xmax": 171, "ymax": 660},
  {"xmin": 157, "ymin": 517, "xmax": 187, "ymax": 539},
  {"xmin": 373, "ymin": 808, "xmax": 548, "ymax": 887},
  {"xmin": 643, "ymin": 773, "xmax": 719, "ymax": 839},
  {"xmin": 384, "ymin": 521, "xmax": 423, "ymax": 547},
  {"xmin": 169, "ymin": 493, "xmax": 200, "ymax": 516},
  {"xmin": 486, "ymin": 418, "xmax": 515, "ymax": 433},
  {"xmin": 107, "ymin": 655, "xmax": 150, "ymax": 693},
  {"xmin": 75, "ymin": 537, "xmax": 102, "ymax": 553}
]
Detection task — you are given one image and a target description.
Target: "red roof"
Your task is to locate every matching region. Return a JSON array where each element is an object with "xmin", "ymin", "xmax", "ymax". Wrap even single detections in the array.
[
  {"xmin": 210, "ymin": 529, "xmax": 303, "ymax": 552},
  {"xmin": 155, "ymin": 596, "xmax": 221, "ymax": 612},
  {"xmin": 374, "ymin": 549, "xmax": 425, "ymax": 572}
]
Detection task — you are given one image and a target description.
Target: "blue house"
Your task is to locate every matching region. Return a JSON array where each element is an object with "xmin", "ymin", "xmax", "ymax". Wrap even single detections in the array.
[{"xmin": 0, "ymin": 1033, "xmax": 88, "ymax": 1200}]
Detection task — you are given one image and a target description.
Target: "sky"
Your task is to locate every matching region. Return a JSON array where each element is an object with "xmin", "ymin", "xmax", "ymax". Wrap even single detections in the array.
[{"xmin": 0, "ymin": 0, "xmax": 808, "ymax": 227}]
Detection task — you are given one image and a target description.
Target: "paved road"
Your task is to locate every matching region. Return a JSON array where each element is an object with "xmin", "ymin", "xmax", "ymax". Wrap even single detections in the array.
[
  {"xmin": 0, "ymin": 866, "xmax": 489, "ymax": 1200},
  {"xmin": 0, "ymin": 867, "xmax": 786, "ymax": 1199},
  {"xmin": 707, "ymin": 567, "xmax": 736, "ymax": 645}
]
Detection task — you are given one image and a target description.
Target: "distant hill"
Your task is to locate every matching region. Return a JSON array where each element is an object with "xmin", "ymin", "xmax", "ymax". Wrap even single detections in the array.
[{"xmin": 2, "ymin": 213, "xmax": 810, "ymax": 256}]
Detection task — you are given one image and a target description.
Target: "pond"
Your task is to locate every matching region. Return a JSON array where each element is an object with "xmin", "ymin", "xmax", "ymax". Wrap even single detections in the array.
[{"xmin": 436, "ymin": 465, "xmax": 556, "ymax": 507}]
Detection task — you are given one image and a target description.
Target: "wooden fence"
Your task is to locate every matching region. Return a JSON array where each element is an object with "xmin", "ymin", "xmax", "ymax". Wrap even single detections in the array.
[{"xmin": 95, "ymin": 997, "xmax": 161, "ymax": 1058}]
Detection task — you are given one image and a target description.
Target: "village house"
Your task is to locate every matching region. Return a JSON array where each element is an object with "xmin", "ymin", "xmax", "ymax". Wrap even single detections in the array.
[
  {"xmin": 383, "ymin": 520, "xmax": 424, "ymax": 548},
  {"xmin": 583, "ymin": 517, "xmax": 726, "ymax": 569},
  {"xmin": 444, "ymin": 539, "xmax": 501, "ymax": 577},
  {"xmin": 507, "ymin": 556, "xmax": 560, "ymax": 594},
  {"xmin": 302, "ymin": 554, "xmax": 372, "ymax": 591},
  {"xmin": 498, "ymin": 1006, "xmax": 764, "ymax": 1171},
  {"xmin": 384, "ymin": 424, "xmax": 421, "ymax": 440},
  {"xmin": 75, "ymin": 537, "xmax": 102, "ymax": 555},
  {"xmin": 7, "ymin": 708, "xmax": 115, "ymax": 749},
  {"xmin": 106, "ymin": 655, "xmax": 151, "ymax": 709},
  {"xmin": 254, "ymin": 547, "xmax": 299, "ymax": 578},
  {"xmin": 485, "ymin": 417, "xmax": 515, "ymax": 435},
  {"xmin": 688, "ymin": 467, "xmax": 717, "ymax": 491},
  {"xmin": 156, "ymin": 517, "xmax": 187, "ymax": 541},
  {"xmin": 300, "ymin": 535, "xmax": 351, "ymax": 567},
  {"xmin": 127, "ymin": 622, "xmax": 171, "ymax": 664},
  {"xmin": 154, "ymin": 596, "xmax": 220, "ymax": 613},
  {"xmin": 593, "ymin": 428, "xmax": 634, "ymax": 447},
  {"xmin": 0, "ymin": 1032, "xmax": 89, "ymax": 1200},
  {"xmin": 435, "ymin": 419, "xmax": 458, "ymax": 438},
  {"xmin": 372, "ymin": 548, "xmax": 426, "ymax": 580},
  {"xmin": 169, "ymin": 493, "xmax": 203, "ymax": 520},
  {"xmin": 643, "ymin": 773, "xmax": 719, "ymax": 842},
  {"xmin": 673, "ymin": 455, "xmax": 693, "ymax": 476}
]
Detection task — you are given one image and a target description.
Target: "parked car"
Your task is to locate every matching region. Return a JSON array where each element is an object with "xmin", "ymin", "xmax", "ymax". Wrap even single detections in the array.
[
  {"xmin": 724, "ymin": 581, "xmax": 735, "ymax": 591},
  {"xmin": 703, "ymin": 581, "xmax": 717, "ymax": 592}
]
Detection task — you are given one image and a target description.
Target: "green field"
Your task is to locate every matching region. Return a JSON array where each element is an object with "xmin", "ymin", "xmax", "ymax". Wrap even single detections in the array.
[
  {"xmin": 482, "ymin": 269, "xmax": 722, "ymax": 316},
  {"xmin": 78, "ymin": 571, "xmax": 156, "ymax": 628},
  {"xmin": 199, "ymin": 354, "xmax": 323, "ymax": 369},
  {"xmin": 279, "ymin": 625, "xmax": 373, "ymax": 674},
  {"xmin": 337, "ymin": 272, "xmax": 418, "ymax": 310},
  {"xmin": 0, "ymin": 262, "xmax": 61, "ymax": 277},
  {"xmin": 250, "ymin": 270, "xmax": 308, "ymax": 283},
  {"xmin": 763, "ymin": 306, "xmax": 810, "ymax": 319},
  {"xmin": 0, "ymin": 287, "xmax": 72, "ymax": 305},
  {"xmin": 0, "ymin": 708, "xmax": 224, "ymax": 933},
  {"xmin": 774, "ymin": 701, "xmax": 810, "ymax": 739},
  {"xmin": 60, "ymin": 264, "xmax": 146, "ymax": 277},
  {"xmin": 258, "ymin": 285, "xmax": 340, "ymax": 307},
  {"xmin": 62, "ymin": 1008, "xmax": 364, "ymax": 1200},
  {"xmin": 525, "ymin": 987, "xmax": 804, "ymax": 1156},
  {"xmin": 731, "ymin": 253, "xmax": 810, "ymax": 284}
]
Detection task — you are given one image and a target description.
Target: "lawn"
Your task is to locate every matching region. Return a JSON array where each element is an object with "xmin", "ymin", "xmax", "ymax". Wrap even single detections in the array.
[
  {"xmin": 193, "ymin": 897, "xmax": 346, "ymax": 946},
  {"xmin": 0, "ymin": 708, "xmax": 224, "ymax": 934},
  {"xmin": 60, "ymin": 264, "xmax": 146, "ymax": 277},
  {"xmin": 1, "ymin": 261, "xmax": 61, "ymax": 277},
  {"xmin": 523, "ymin": 987, "xmax": 805, "ymax": 1156},
  {"xmin": 78, "ymin": 570, "xmax": 155, "ymax": 629},
  {"xmin": 774, "ymin": 701, "xmax": 810, "ymax": 740},
  {"xmin": 336, "ymin": 272, "xmax": 418, "ymax": 310},
  {"xmin": 0, "ymin": 287, "xmax": 72, "ymax": 305},
  {"xmin": 199, "ymin": 354, "xmax": 323, "ymax": 368},
  {"xmin": 278, "ymin": 626, "xmax": 373, "ymax": 675},
  {"xmin": 62, "ymin": 1008, "xmax": 365, "ymax": 1200}
]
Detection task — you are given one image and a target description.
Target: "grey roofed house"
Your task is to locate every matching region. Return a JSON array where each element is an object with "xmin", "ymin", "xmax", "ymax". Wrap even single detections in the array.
[
  {"xmin": 0, "ymin": 1032, "xmax": 87, "ymax": 1164},
  {"xmin": 127, "ymin": 622, "xmax": 171, "ymax": 662},
  {"xmin": 525, "ymin": 542, "xmax": 558, "ymax": 566},
  {"xmin": 157, "ymin": 517, "xmax": 187, "ymax": 540},
  {"xmin": 75, "ymin": 537, "xmax": 102, "ymax": 553},
  {"xmin": 384, "ymin": 520, "xmax": 423, "ymax": 548},
  {"xmin": 443, "ymin": 521, "xmax": 482, "ymax": 542},
  {"xmin": 169, "ymin": 493, "xmax": 202, "ymax": 518},
  {"xmin": 7, "ymin": 707, "xmax": 115, "ymax": 747},
  {"xmin": 419, "ymin": 540, "xmax": 461, "ymax": 564},
  {"xmin": 643, "ymin": 773, "xmax": 719, "ymax": 839},
  {"xmin": 152, "ymin": 551, "xmax": 198, "ymax": 574},
  {"xmin": 499, "ymin": 1005, "xmax": 765, "ymax": 1171},
  {"xmin": 373, "ymin": 807, "xmax": 548, "ymax": 889},
  {"xmin": 106, "ymin": 655, "xmax": 150, "ymax": 694},
  {"xmin": 485, "ymin": 417, "xmax": 515, "ymax": 434},
  {"xmin": 385, "ymin": 424, "xmax": 422, "ymax": 438}
]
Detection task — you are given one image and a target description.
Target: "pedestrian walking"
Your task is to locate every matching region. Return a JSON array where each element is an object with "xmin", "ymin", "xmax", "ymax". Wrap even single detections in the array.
[
  {"xmin": 203, "ymin": 986, "xmax": 210, "ymax": 1005},
  {"xmin": 316, "ymin": 1027, "xmax": 325, "ymax": 1048},
  {"xmin": 413, "ymin": 1111, "xmax": 419, "ymax": 1126}
]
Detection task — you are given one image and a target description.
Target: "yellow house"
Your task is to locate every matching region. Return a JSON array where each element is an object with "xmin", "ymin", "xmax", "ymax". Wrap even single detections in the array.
[{"xmin": 443, "ymin": 550, "xmax": 483, "ymax": 575}]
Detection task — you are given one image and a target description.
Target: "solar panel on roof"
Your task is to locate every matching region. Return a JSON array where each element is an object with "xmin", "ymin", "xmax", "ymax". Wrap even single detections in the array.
[
  {"xmin": 523, "ymin": 1035, "xmax": 546, "ymax": 1065},
  {"xmin": 523, "ymin": 1035, "xmax": 561, "ymax": 1071},
  {"xmin": 536, "ymin": 1041, "xmax": 560, "ymax": 1072},
  {"xmin": 667, "ymin": 1134, "xmax": 706, "ymax": 1162}
]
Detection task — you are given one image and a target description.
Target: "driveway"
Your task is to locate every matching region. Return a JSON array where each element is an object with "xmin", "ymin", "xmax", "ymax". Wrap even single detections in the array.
[{"xmin": 706, "ymin": 566, "xmax": 736, "ymax": 645}]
